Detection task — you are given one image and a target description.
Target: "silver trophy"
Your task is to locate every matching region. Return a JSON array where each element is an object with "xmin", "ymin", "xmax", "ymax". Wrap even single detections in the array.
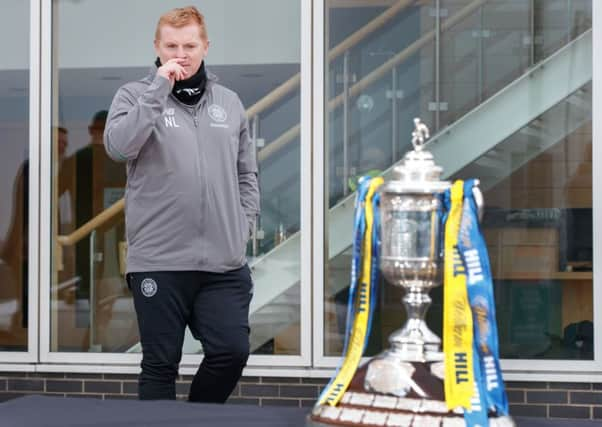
[
  {"xmin": 376, "ymin": 118, "xmax": 450, "ymax": 365},
  {"xmin": 310, "ymin": 119, "xmax": 513, "ymax": 427}
]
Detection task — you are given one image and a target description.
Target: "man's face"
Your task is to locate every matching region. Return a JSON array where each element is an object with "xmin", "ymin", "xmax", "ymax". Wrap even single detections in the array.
[
  {"xmin": 89, "ymin": 119, "xmax": 105, "ymax": 145},
  {"xmin": 57, "ymin": 130, "xmax": 68, "ymax": 158},
  {"xmin": 154, "ymin": 24, "xmax": 208, "ymax": 77}
]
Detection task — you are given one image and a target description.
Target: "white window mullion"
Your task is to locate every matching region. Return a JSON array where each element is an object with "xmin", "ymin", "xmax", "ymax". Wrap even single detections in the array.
[{"xmin": 38, "ymin": 0, "xmax": 53, "ymax": 363}]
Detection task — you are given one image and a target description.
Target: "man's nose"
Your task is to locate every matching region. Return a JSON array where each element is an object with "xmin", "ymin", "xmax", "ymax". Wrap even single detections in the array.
[{"xmin": 176, "ymin": 46, "xmax": 186, "ymax": 58}]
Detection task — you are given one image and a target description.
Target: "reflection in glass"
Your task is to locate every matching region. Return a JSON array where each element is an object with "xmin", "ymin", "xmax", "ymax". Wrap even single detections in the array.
[
  {"xmin": 50, "ymin": 0, "xmax": 302, "ymax": 355},
  {"xmin": 458, "ymin": 83, "xmax": 593, "ymax": 360},
  {"xmin": 0, "ymin": 1, "xmax": 29, "ymax": 351},
  {"xmin": 323, "ymin": 0, "xmax": 592, "ymax": 360}
]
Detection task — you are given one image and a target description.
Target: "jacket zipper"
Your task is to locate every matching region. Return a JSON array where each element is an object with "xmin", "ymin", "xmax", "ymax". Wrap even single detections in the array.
[
  {"xmin": 191, "ymin": 105, "xmax": 204, "ymax": 266},
  {"xmin": 170, "ymin": 94, "xmax": 206, "ymax": 266},
  {"xmin": 195, "ymin": 99, "xmax": 209, "ymax": 267}
]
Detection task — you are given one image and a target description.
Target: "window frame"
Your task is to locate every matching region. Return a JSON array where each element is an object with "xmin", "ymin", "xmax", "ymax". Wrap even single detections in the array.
[
  {"xmin": 312, "ymin": 0, "xmax": 602, "ymax": 381},
  {"xmin": 39, "ymin": 0, "xmax": 313, "ymax": 368}
]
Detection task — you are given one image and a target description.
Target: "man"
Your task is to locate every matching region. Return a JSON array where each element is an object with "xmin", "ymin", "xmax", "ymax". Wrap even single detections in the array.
[
  {"xmin": 104, "ymin": 6, "xmax": 259, "ymax": 403},
  {"xmin": 73, "ymin": 111, "xmax": 126, "ymax": 307},
  {"xmin": 1, "ymin": 127, "xmax": 71, "ymax": 345}
]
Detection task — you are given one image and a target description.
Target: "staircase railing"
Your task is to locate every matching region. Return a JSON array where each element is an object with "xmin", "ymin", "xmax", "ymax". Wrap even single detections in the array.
[{"xmin": 55, "ymin": 0, "xmax": 420, "ymax": 251}]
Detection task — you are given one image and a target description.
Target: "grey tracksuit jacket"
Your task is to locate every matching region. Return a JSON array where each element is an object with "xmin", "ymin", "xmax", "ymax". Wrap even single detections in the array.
[{"xmin": 104, "ymin": 68, "xmax": 260, "ymax": 273}]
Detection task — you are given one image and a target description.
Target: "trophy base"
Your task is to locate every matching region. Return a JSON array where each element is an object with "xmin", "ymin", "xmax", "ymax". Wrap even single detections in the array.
[{"xmin": 308, "ymin": 358, "xmax": 515, "ymax": 427}]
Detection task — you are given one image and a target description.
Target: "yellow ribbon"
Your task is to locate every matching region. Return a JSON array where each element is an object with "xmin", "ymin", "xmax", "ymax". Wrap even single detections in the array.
[
  {"xmin": 319, "ymin": 177, "xmax": 383, "ymax": 406},
  {"xmin": 443, "ymin": 180, "xmax": 475, "ymax": 409}
]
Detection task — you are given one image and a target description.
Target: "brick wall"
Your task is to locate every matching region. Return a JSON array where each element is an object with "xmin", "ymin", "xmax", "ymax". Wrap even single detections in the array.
[
  {"xmin": 0, "ymin": 373, "xmax": 327, "ymax": 408},
  {"xmin": 1, "ymin": 373, "xmax": 602, "ymax": 420},
  {"xmin": 506, "ymin": 381, "xmax": 602, "ymax": 420}
]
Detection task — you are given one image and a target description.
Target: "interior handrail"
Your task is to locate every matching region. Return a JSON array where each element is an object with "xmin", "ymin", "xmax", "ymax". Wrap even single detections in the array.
[
  {"xmin": 57, "ymin": 0, "xmax": 417, "ymax": 247},
  {"xmin": 57, "ymin": 199, "xmax": 124, "ymax": 246},
  {"xmin": 246, "ymin": 0, "xmax": 415, "ymax": 118},
  {"xmin": 259, "ymin": 0, "xmax": 487, "ymax": 162}
]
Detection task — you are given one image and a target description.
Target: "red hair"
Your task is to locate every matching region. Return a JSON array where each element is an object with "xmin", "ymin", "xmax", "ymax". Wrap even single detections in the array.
[{"xmin": 155, "ymin": 6, "xmax": 207, "ymax": 41}]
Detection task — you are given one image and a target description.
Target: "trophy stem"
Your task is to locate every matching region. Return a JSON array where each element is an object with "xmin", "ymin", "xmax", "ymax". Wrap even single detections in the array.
[{"xmin": 387, "ymin": 286, "xmax": 442, "ymax": 362}]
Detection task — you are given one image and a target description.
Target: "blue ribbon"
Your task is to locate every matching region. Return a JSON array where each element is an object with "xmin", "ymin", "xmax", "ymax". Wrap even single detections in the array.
[
  {"xmin": 463, "ymin": 340, "xmax": 490, "ymax": 426},
  {"xmin": 317, "ymin": 176, "xmax": 375, "ymax": 405},
  {"xmin": 458, "ymin": 179, "xmax": 509, "ymax": 416}
]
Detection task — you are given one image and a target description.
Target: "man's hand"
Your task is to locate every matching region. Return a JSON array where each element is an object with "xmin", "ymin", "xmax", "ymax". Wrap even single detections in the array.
[{"xmin": 156, "ymin": 58, "xmax": 188, "ymax": 88}]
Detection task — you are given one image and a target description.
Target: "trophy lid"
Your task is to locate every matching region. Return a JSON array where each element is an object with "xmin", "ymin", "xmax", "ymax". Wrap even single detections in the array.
[{"xmin": 381, "ymin": 118, "xmax": 450, "ymax": 195}]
